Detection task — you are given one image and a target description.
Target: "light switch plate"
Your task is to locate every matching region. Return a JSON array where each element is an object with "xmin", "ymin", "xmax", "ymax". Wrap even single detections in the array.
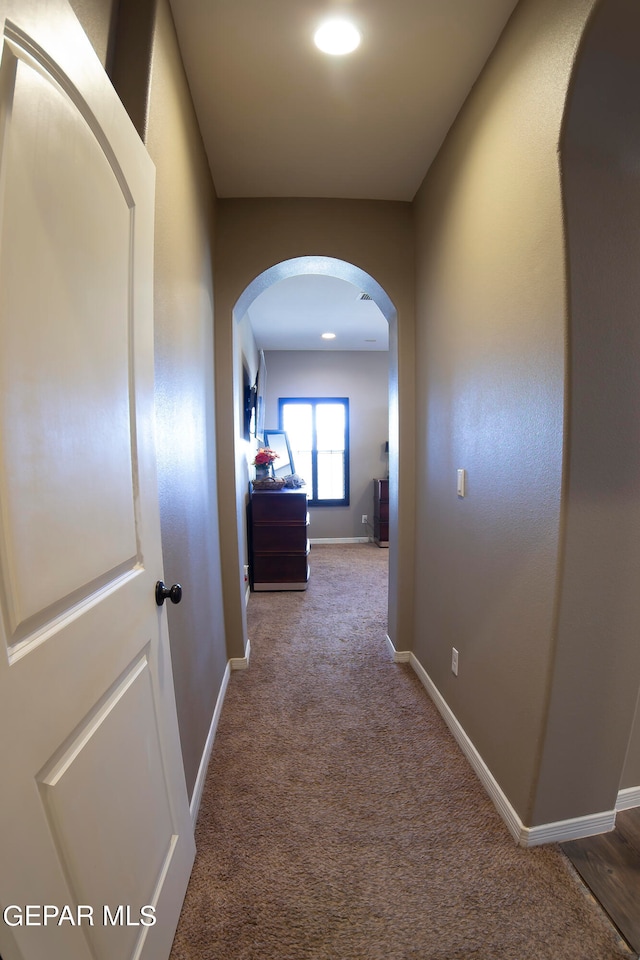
[{"xmin": 457, "ymin": 469, "xmax": 466, "ymax": 498}]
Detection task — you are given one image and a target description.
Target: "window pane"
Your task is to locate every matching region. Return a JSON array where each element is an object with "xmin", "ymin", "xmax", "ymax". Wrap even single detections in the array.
[
  {"xmin": 317, "ymin": 451, "xmax": 345, "ymax": 500},
  {"xmin": 280, "ymin": 398, "xmax": 348, "ymax": 506},
  {"xmin": 316, "ymin": 403, "xmax": 345, "ymax": 452},
  {"xmin": 293, "ymin": 450, "xmax": 314, "ymax": 499},
  {"xmin": 282, "ymin": 403, "xmax": 312, "ymax": 451},
  {"xmin": 282, "ymin": 404, "xmax": 314, "ymax": 497}
]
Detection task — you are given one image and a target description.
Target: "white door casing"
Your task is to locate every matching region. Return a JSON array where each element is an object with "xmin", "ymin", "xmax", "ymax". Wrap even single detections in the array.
[{"xmin": 0, "ymin": 3, "xmax": 195, "ymax": 959}]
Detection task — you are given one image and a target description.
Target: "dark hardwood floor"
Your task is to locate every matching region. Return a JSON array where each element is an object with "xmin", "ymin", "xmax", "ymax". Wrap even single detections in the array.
[{"xmin": 561, "ymin": 807, "xmax": 640, "ymax": 955}]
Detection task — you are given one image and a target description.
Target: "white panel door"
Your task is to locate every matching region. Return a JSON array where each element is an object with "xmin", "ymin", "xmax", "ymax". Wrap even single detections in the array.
[{"xmin": 0, "ymin": 3, "xmax": 195, "ymax": 959}]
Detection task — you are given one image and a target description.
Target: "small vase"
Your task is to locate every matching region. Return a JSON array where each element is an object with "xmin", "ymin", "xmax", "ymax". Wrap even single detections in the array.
[{"xmin": 255, "ymin": 465, "xmax": 270, "ymax": 480}]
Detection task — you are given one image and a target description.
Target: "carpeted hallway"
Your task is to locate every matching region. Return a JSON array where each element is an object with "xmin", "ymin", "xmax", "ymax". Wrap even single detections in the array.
[{"xmin": 169, "ymin": 543, "xmax": 634, "ymax": 960}]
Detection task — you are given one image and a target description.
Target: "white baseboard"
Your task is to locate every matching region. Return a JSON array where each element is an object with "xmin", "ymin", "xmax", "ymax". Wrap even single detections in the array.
[
  {"xmin": 189, "ymin": 638, "xmax": 252, "ymax": 825},
  {"xmin": 230, "ymin": 637, "xmax": 251, "ymax": 671},
  {"xmin": 189, "ymin": 662, "xmax": 230, "ymax": 825},
  {"xmin": 617, "ymin": 786, "xmax": 640, "ymax": 810},
  {"xmin": 385, "ymin": 634, "xmax": 410, "ymax": 662},
  {"xmin": 309, "ymin": 537, "xmax": 370, "ymax": 544},
  {"xmin": 525, "ymin": 809, "xmax": 616, "ymax": 845},
  {"xmin": 406, "ymin": 651, "xmax": 617, "ymax": 847}
]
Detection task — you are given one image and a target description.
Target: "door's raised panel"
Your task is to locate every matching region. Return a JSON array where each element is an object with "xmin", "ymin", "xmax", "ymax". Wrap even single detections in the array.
[
  {"xmin": 38, "ymin": 655, "xmax": 177, "ymax": 960},
  {"xmin": 0, "ymin": 42, "xmax": 139, "ymax": 648}
]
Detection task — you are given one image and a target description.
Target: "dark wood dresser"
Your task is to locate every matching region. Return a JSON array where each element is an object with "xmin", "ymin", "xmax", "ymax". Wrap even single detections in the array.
[
  {"xmin": 373, "ymin": 478, "xmax": 389, "ymax": 547},
  {"xmin": 249, "ymin": 488, "xmax": 310, "ymax": 591}
]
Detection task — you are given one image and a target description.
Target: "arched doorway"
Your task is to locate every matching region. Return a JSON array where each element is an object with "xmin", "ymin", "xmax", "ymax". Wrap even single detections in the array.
[
  {"xmin": 234, "ymin": 256, "xmax": 396, "ymax": 321},
  {"xmin": 229, "ymin": 255, "xmax": 399, "ymax": 662}
]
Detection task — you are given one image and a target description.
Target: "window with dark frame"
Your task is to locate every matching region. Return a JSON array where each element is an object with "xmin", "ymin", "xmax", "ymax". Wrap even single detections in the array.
[{"xmin": 279, "ymin": 398, "xmax": 349, "ymax": 507}]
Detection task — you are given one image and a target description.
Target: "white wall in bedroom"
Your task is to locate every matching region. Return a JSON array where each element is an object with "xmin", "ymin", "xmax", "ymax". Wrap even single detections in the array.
[{"xmin": 264, "ymin": 350, "xmax": 389, "ymax": 541}]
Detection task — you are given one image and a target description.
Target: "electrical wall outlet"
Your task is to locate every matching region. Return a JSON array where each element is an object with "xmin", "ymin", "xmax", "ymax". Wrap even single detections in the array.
[
  {"xmin": 362, "ymin": 514, "xmax": 368, "ymax": 524},
  {"xmin": 451, "ymin": 647, "xmax": 459, "ymax": 676}
]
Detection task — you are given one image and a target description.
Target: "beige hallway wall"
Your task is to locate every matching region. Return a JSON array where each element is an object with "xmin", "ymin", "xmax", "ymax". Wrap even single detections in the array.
[
  {"xmin": 214, "ymin": 199, "xmax": 415, "ymax": 660},
  {"xmin": 72, "ymin": 0, "xmax": 228, "ymax": 802},
  {"xmin": 412, "ymin": 0, "xmax": 597, "ymax": 825},
  {"xmin": 533, "ymin": 0, "xmax": 640, "ymax": 821},
  {"xmin": 145, "ymin": 0, "xmax": 227, "ymax": 804},
  {"xmin": 70, "ymin": 0, "xmax": 640, "ymax": 831}
]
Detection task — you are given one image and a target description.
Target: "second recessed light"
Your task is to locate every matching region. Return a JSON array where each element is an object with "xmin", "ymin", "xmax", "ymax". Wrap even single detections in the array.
[
  {"xmin": 314, "ymin": 19, "xmax": 361, "ymax": 56},
  {"xmin": 321, "ymin": 332, "xmax": 337, "ymax": 340}
]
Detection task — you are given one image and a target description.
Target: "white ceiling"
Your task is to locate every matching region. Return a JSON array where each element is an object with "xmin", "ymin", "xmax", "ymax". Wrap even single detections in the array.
[
  {"xmin": 169, "ymin": 0, "xmax": 520, "ymax": 348},
  {"xmin": 247, "ymin": 274, "xmax": 389, "ymax": 351}
]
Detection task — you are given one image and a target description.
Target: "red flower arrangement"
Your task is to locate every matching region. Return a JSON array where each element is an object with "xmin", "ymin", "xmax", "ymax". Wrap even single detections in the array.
[{"xmin": 252, "ymin": 447, "xmax": 279, "ymax": 467}]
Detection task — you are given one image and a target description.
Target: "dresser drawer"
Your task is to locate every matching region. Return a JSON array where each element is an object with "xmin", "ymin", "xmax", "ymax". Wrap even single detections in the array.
[
  {"xmin": 252, "ymin": 552, "xmax": 310, "ymax": 586},
  {"xmin": 249, "ymin": 489, "xmax": 311, "ymax": 590}
]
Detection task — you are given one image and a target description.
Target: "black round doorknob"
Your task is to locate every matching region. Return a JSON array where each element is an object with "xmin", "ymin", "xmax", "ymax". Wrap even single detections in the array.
[{"xmin": 155, "ymin": 580, "xmax": 183, "ymax": 606}]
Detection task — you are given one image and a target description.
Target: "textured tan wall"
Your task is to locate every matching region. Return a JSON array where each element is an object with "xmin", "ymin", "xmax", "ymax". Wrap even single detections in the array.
[
  {"xmin": 533, "ymin": 0, "xmax": 640, "ymax": 818},
  {"xmin": 214, "ymin": 199, "xmax": 415, "ymax": 658},
  {"xmin": 413, "ymin": 0, "xmax": 596, "ymax": 824},
  {"xmin": 69, "ymin": 0, "xmax": 640, "ymax": 824},
  {"xmin": 68, "ymin": 0, "xmax": 118, "ymax": 69},
  {"xmin": 622, "ymin": 692, "xmax": 640, "ymax": 789},
  {"xmin": 144, "ymin": 0, "xmax": 227, "ymax": 801},
  {"xmin": 72, "ymin": 0, "xmax": 228, "ymax": 801}
]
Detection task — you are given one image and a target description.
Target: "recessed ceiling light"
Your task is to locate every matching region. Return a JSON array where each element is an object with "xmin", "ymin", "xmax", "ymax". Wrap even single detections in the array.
[
  {"xmin": 321, "ymin": 332, "xmax": 337, "ymax": 340},
  {"xmin": 314, "ymin": 18, "xmax": 361, "ymax": 56}
]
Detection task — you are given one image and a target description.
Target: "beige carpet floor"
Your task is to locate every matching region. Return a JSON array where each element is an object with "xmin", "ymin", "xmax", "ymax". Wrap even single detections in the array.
[{"xmin": 169, "ymin": 543, "xmax": 634, "ymax": 960}]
